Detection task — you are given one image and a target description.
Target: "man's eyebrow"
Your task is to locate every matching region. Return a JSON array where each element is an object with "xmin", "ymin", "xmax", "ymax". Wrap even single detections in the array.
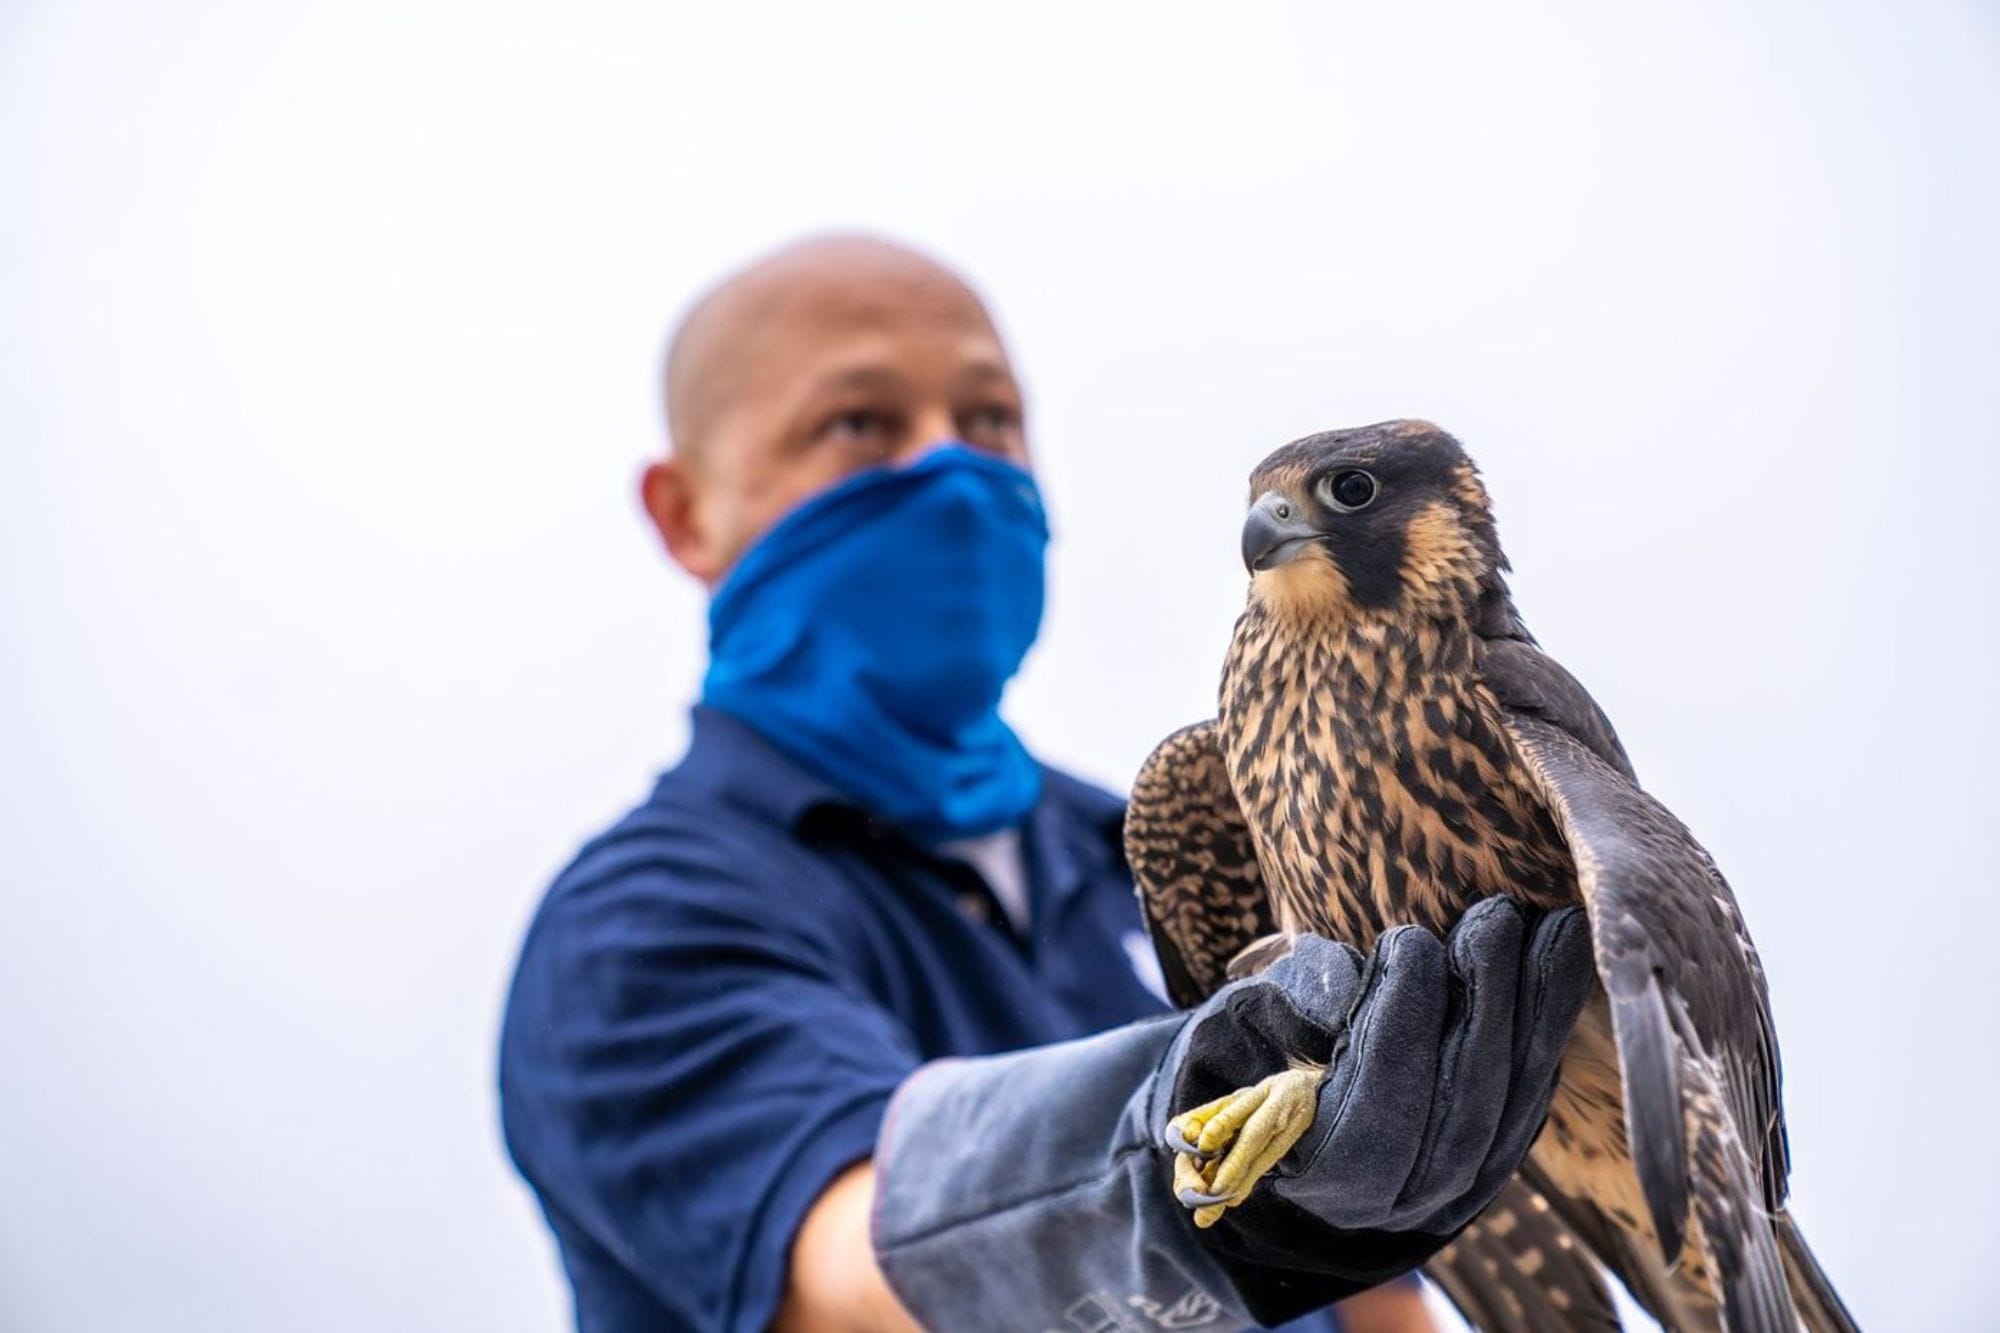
[{"xmin": 801, "ymin": 364, "xmax": 910, "ymax": 398}]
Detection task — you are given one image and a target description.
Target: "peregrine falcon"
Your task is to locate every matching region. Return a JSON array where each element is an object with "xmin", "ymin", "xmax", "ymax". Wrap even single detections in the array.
[{"xmin": 1125, "ymin": 422, "xmax": 1855, "ymax": 1333}]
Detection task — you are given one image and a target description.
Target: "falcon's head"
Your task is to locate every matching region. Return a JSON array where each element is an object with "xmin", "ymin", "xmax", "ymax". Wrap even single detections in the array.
[{"xmin": 1241, "ymin": 420, "xmax": 1504, "ymax": 626}]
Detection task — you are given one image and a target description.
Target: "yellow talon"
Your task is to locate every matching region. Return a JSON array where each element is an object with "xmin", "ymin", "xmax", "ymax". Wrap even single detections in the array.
[{"xmin": 1168, "ymin": 1067, "xmax": 1324, "ymax": 1228}]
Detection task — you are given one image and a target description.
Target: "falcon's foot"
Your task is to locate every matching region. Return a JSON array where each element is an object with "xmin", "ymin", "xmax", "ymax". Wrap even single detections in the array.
[{"xmin": 1166, "ymin": 1066, "xmax": 1323, "ymax": 1228}]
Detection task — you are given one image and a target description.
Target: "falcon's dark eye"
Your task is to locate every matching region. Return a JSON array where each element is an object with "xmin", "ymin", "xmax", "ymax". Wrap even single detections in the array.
[{"xmin": 1320, "ymin": 469, "xmax": 1377, "ymax": 511}]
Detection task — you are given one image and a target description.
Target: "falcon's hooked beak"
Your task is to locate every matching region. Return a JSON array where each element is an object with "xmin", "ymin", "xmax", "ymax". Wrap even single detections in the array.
[{"xmin": 1242, "ymin": 490, "xmax": 1321, "ymax": 573}]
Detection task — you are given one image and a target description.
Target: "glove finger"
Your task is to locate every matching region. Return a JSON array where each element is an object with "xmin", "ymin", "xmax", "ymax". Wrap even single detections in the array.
[
  {"xmin": 1444, "ymin": 905, "xmax": 1594, "ymax": 1227},
  {"xmin": 1514, "ymin": 905, "xmax": 1594, "ymax": 1090},
  {"xmin": 1259, "ymin": 932, "xmax": 1366, "ymax": 1027},
  {"xmin": 1391, "ymin": 897, "xmax": 1528, "ymax": 1223},
  {"xmin": 1296, "ymin": 924, "xmax": 1449, "ymax": 1224},
  {"xmin": 1167, "ymin": 935, "xmax": 1363, "ymax": 1121},
  {"xmin": 1171, "ymin": 987, "xmax": 1326, "ymax": 1119}
]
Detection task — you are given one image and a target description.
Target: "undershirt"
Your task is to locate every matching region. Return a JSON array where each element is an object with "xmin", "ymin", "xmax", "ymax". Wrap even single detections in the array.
[{"xmin": 936, "ymin": 826, "xmax": 1031, "ymax": 935}]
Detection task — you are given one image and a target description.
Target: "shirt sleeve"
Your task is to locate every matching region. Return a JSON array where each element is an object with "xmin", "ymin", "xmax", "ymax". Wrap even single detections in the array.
[{"xmin": 500, "ymin": 824, "xmax": 921, "ymax": 1333}]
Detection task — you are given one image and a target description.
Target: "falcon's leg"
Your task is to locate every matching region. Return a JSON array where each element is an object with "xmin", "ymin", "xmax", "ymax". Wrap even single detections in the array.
[
  {"xmin": 1223, "ymin": 931, "xmax": 1295, "ymax": 982},
  {"xmin": 1167, "ymin": 1064, "xmax": 1323, "ymax": 1228}
]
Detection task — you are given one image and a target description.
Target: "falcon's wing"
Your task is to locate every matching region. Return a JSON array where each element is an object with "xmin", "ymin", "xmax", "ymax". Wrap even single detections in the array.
[
  {"xmin": 1479, "ymin": 637, "xmax": 1635, "ymax": 782},
  {"xmin": 1489, "ymin": 638, "xmax": 1798, "ymax": 1332},
  {"xmin": 1125, "ymin": 720, "xmax": 1272, "ymax": 1010}
]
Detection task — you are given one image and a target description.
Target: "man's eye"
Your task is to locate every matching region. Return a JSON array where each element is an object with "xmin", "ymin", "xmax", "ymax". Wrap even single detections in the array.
[
  {"xmin": 820, "ymin": 410, "xmax": 889, "ymax": 441},
  {"xmin": 960, "ymin": 405, "xmax": 1019, "ymax": 437}
]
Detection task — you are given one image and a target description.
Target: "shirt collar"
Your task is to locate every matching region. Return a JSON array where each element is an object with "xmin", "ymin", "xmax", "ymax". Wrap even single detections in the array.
[
  {"xmin": 664, "ymin": 700, "xmax": 1120, "ymax": 836},
  {"xmin": 663, "ymin": 707, "xmax": 1128, "ymax": 906},
  {"xmin": 667, "ymin": 705, "xmax": 858, "ymax": 831}
]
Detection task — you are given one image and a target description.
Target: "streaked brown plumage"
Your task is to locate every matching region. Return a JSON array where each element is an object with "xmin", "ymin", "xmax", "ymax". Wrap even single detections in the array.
[{"xmin": 1126, "ymin": 421, "xmax": 1854, "ymax": 1333}]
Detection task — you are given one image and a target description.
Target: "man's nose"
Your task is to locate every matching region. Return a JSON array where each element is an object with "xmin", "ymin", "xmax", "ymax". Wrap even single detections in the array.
[{"xmin": 895, "ymin": 410, "xmax": 963, "ymax": 465}]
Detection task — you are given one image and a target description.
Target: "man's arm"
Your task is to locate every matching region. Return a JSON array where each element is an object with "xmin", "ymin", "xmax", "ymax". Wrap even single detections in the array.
[
  {"xmin": 772, "ymin": 1163, "xmax": 918, "ymax": 1333},
  {"xmin": 1339, "ymin": 1281, "xmax": 1437, "ymax": 1333},
  {"xmin": 498, "ymin": 837, "xmax": 922, "ymax": 1333},
  {"xmin": 777, "ymin": 1162, "xmax": 1438, "ymax": 1333},
  {"xmin": 503, "ymin": 828, "xmax": 1575, "ymax": 1332}
]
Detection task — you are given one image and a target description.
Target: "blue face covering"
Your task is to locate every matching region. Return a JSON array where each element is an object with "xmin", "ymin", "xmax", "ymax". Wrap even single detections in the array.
[{"xmin": 702, "ymin": 445, "xmax": 1049, "ymax": 843}]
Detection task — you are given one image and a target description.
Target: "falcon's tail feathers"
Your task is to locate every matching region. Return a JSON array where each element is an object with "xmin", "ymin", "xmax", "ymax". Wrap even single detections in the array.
[
  {"xmin": 1423, "ymin": 1177, "xmax": 1620, "ymax": 1332},
  {"xmin": 1682, "ymin": 1056, "xmax": 1796, "ymax": 1333},
  {"xmin": 1777, "ymin": 1213, "xmax": 1859, "ymax": 1333}
]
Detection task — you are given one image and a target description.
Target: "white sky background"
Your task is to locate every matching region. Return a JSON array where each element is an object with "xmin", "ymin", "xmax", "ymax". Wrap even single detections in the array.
[{"xmin": 3, "ymin": 2, "xmax": 1997, "ymax": 1329}]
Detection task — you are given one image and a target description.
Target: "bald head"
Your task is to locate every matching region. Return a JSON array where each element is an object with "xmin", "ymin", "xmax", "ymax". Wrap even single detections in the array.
[
  {"xmin": 665, "ymin": 234, "xmax": 1005, "ymax": 462},
  {"xmin": 642, "ymin": 232, "xmax": 1030, "ymax": 584}
]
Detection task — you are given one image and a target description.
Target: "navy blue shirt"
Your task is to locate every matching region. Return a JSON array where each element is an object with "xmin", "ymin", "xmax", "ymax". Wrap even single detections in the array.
[{"xmin": 501, "ymin": 708, "xmax": 1344, "ymax": 1332}]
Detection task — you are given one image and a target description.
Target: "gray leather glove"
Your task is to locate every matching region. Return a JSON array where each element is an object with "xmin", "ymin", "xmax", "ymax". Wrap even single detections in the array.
[
  {"xmin": 872, "ymin": 898, "xmax": 1594, "ymax": 1330},
  {"xmin": 1165, "ymin": 899, "xmax": 1594, "ymax": 1318}
]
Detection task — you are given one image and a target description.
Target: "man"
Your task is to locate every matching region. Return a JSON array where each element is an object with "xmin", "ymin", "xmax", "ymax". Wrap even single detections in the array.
[{"xmin": 499, "ymin": 235, "xmax": 1592, "ymax": 1332}]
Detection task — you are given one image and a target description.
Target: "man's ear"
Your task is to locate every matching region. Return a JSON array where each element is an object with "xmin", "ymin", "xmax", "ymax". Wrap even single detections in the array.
[{"xmin": 640, "ymin": 457, "xmax": 726, "ymax": 587}]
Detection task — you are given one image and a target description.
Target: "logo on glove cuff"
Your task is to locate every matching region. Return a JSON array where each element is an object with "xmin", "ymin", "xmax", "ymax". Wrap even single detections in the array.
[{"xmin": 1045, "ymin": 1286, "xmax": 1228, "ymax": 1332}]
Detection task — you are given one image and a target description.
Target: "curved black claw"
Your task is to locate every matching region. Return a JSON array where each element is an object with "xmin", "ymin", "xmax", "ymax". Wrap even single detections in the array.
[
  {"xmin": 1176, "ymin": 1184, "xmax": 1232, "ymax": 1208},
  {"xmin": 1164, "ymin": 1122, "xmax": 1214, "ymax": 1159}
]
